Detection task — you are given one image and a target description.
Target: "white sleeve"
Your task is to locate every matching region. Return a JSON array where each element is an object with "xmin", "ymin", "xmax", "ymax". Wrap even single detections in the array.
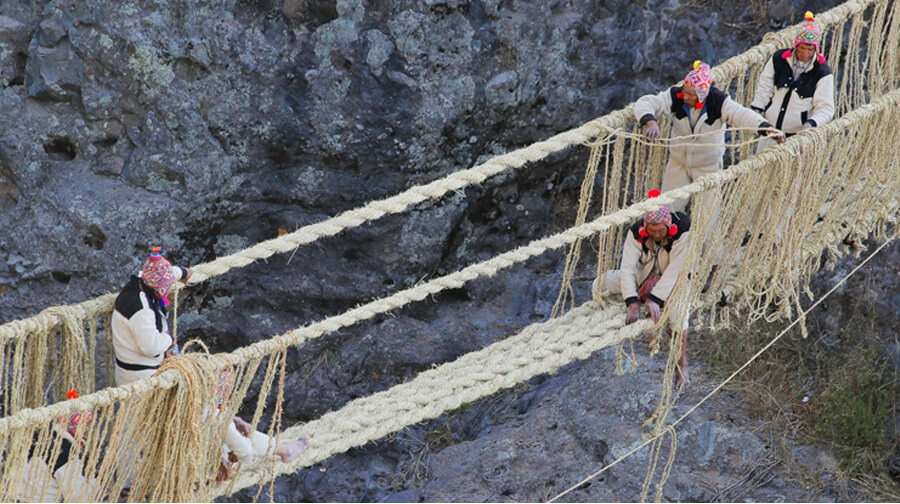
[
  {"xmin": 650, "ymin": 231, "xmax": 691, "ymax": 303},
  {"xmin": 224, "ymin": 419, "xmax": 254, "ymax": 461},
  {"xmin": 55, "ymin": 460, "xmax": 95, "ymax": 502},
  {"xmin": 721, "ymin": 97, "xmax": 769, "ymax": 132},
  {"xmin": 128, "ymin": 294, "xmax": 173, "ymax": 358},
  {"xmin": 808, "ymin": 73, "xmax": 835, "ymax": 127},
  {"xmin": 633, "ymin": 89, "xmax": 672, "ymax": 124},
  {"xmin": 751, "ymin": 57, "xmax": 776, "ymax": 111},
  {"xmin": 619, "ymin": 232, "xmax": 643, "ymax": 303}
]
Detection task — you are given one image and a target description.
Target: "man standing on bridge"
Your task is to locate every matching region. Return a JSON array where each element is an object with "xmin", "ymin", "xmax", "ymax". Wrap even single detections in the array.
[
  {"xmin": 595, "ymin": 189, "xmax": 692, "ymax": 390},
  {"xmin": 751, "ymin": 11, "xmax": 834, "ymax": 151},
  {"xmin": 111, "ymin": 246, "xmax": 193, "ymax": 386},
  {"xmin": 635, "ymin": 60, "xmax": 779, "ymax": 212}
]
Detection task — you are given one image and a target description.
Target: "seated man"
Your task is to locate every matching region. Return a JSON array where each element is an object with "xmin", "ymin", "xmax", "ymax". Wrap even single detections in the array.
[
  {"xmin": 18, "ymin": 389, "xmax": 99, "ymax": 502},
  {"xmin": 596, "ymin": 189, "xmax": 692, "ymax": 390},
  {"xmin": 213, "ymin": 369, "xmax": 309, "ymax": 485}
]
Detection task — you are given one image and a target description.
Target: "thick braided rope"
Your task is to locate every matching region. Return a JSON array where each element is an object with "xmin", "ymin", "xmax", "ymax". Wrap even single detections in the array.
[
  {"xmin": 0, "ymin": 0, "xmax": 879, "ymax": 346},
  {"xmin": 216, "ymin": 302, "xmax": 654, "ymax": 496},
  {"xmin": 220, "ymin": 222, "xmax": 898, "ymax": 497},
  {"xmin": 1, "ymin": 95, "xmax": 896, "ymax": 504},
  {"xmin": 550, "ymin": 234, "xmax": 897, "ymax": 503},
  {"xmin": 186, "ymin": 115, "xmax": 627, "ymax": 284},
  {"xmin": 4, "ymin": 85, "xmax": 897, "ymax": 433},
  {"xmin": 0, "ymin": 294, "xmax": 115, "ymax": 345}
]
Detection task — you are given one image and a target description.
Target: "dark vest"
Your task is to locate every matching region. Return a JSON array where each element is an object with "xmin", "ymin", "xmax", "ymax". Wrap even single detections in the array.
[
  {"xmin": 767, "ymin": 49, "xmax": 832, "ymax": 128},
  {"xmin": 670, "ymin": 86, "xmax": 727, "ymax": 125}
]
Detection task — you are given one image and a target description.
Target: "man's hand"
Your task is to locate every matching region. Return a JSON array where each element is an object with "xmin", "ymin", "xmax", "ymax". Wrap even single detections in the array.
[
  {"xmin": 644, "ymin": 120, "xmax": 661, "ymax": 140},
  {"xmin": 646, "ymin": 299, "xmax": 662, "ymax": 323},
  {"xmin": 802, "ymin": 122, "xmax": 813, "ymax": 131},
  {"xmin": 182, "ymin": 267, "xmax": 193, "ymax": 284},
  {"xmin": 765, "ymin": 128, "xmax": 786, "ymax": 144},
  {"xmin": 626, "ymin": 302, "xmax": 641, "ymax": 325},
  {"xmin": 233, "ymin": 416, "xmax": 253, "ymax": 437},
  {"xmin": 215, "ymin": 460, "xmax": 236, "ymax": 485}
]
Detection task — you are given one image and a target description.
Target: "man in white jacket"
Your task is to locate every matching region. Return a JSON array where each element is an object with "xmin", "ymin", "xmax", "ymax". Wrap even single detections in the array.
[
  {"xmin": 751, "ymin": 12, "xmax": 834, "ymax": 151},
  {"xmin": 635, "ymin": 61, "xmax": 779, "ymax": 212},
  {"xmin": 213, "ymin": 369, "xmax": 309, "ymax": 485},
  {"xmin": 596, "ymin": 190, "xmax": 692, "ymax": 389},
  {"xmin": 19, "ymin": 389, "xmax": 98, "ymax": 502},
  {"xmin": 111, "ymin": 247, "xmax": 192, "ymax": 386}
]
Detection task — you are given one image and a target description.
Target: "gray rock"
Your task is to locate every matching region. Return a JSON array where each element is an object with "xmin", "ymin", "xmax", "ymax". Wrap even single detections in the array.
[{"xmin": 0, "ymin": 1, "xmax": 874, "ymax": 502}]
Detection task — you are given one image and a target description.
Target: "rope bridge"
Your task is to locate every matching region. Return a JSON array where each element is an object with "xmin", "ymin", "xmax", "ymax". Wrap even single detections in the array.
[{"xmin": 0, "ymin": 0, "xmax": 897, "ymax": 500}]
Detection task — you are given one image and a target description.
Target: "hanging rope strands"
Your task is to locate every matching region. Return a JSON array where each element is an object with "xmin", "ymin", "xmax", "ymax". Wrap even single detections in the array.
[
  {"xmin": 0, "ymin": 0, "xmax": 894, "ymax": 418},
  {"xmin": 0, "ymin": 0, "xmax": 897, "ymax": 501},
  {"xmin": 0, "ymin": 84, "xmax": 898, "ymax": 502}
]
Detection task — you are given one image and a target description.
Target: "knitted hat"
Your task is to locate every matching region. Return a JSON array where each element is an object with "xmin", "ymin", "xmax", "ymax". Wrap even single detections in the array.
[
  {"xmin": 684, "ymin": 60, "xmax": 712, "ymax": 105},
  {"xmin": 644, "ymin": 189, "xmax": 673, "ymax": 227},
  {"xmin": 141, "ymin": 246, "xmax": 180, "ymax": 306},
  {"xmin": 783, "ymin": 12, "xmax": 826, "ymax": 64},
  {"xmin": 62, "ymin": 388, "xmax": 93, "ymax": 439}
]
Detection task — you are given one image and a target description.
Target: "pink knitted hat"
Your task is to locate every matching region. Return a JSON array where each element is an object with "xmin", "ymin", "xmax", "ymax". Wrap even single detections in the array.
[
  {"xmin": 684, "ymin": 60, "xmax": 712, "ymax": 104},
  {"xmin": 62, "ymin": 388, "xmax": 93, "ymax": 439},
  {"xmin": 644, "ymin": 189, "xmax": 673, "ymax": 227},
  {"xmin": 142, "ymin": 246, "xmax": 177, "ymax": 305},
  {"xmin": 783, "ymin": 12, "xmax": 826, "ymax": 64}
]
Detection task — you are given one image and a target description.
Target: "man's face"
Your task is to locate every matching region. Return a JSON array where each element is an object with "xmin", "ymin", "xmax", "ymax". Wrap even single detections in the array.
[
  {"xmin": 645, "ymin": 222, "xmax": 669, "ymax": 242},
  {"xmin": 795, "ymin": 42, "xmax": 816, "ymax": 63},
  {"xmin": 681, "ymin": 84, "xmax": 699, "ymax": 106}
]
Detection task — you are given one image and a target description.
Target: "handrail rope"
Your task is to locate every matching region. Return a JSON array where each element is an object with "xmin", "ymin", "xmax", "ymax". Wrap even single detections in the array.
[
  {"xmin": 218, "ymin": 220, "xmax": 898, "ymax": 498},
  {"xmin": 2, "ymin": 85, "xmax": 897, "ymax": 432},
  {"xmin": 548, "ymin": 233, "xmax": 897, "ymax": 503},
  {"xmin": 0, "ymin": 0, "xmax": 880, "ymax": 341}
]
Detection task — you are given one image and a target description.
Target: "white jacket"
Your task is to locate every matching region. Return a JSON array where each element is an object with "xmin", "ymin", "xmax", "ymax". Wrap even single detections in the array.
[
  {"xmin": 634, "ymin": 86, "xmax": 770, "ymax": 169},
  {"xmin": 751, "ymin": 49, "xmax": 835, "ymax": 133},
  {"xmin": 111, "ymin": 271, "xmax": 181, "ymax": 370},
  {"xmin": 19, "ymin": 429, "xmax": 96, "ymax": 502},
  {"xmin": 618, "ymin": 213, "xmax": 691, "ymax": 306}
]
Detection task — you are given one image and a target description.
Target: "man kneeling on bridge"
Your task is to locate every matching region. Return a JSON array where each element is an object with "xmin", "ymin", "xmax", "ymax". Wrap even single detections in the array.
[{"xmin": 594, "ymin": 189, "xmax": 692, "ymax": 390}]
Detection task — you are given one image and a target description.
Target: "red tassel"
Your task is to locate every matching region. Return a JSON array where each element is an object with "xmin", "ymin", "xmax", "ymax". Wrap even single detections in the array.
[
  {"xmin": 648, "ymin": 188, "xmax": 661, "ymax": 198},
  {"xmin": 668, "ymin": 224, "xmax": 678, "ymax": 236},
  {"xmin": 817, "ymin": 53, "xmax": 825, "ymax": 64},
  {"xmin": 639, "ymin": 227, "xmax": 648, "ymax": 237},
  {"xmin": 695, "ymin": 101, "xmax": 703, "ymax": 109},
  {"xmin": 782, "ymin": 50, "xmax": 793, "ymax": 59},
  {"xmin": 67, "ymin": 388, "xmax": 78, "ymax": 400},
  {"xmin": 676, "ymin": 92, "xmax": 684, "ymax": 99}
]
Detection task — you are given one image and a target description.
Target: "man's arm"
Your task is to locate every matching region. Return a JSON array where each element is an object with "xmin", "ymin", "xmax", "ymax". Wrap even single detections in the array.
[
  {"xmin": 129, "ymin": 296, "xmax": 174, "ymax": 358},
  {"xmin": 750, "ymin": 57, "xmax": 776, "ymax": 112},
  {"xmin": 619, "ymin": 232, "xmax": 643, "ymax": 306},
  {"xmin": 721, "ymin": 97, "xmax": 783, "ymax": 142},
  {"xmin": 633, "ymin": 89, "xmax": 672, "ymax": 139},
  {"xmin": 807, "ymin": 73, "xmax": 835, "ymax": 128}
]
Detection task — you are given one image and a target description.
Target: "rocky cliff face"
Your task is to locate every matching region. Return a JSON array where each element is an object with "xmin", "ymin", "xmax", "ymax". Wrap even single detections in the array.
[{"xmin": 4, "ymin": 0, "xmax": 887, "ymax": 502}]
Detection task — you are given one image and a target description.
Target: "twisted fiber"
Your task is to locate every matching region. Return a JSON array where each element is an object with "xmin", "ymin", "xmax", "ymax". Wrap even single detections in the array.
[
  {"xmin": 3, "ymin": 86, "xmax": 898, "ymax": 433},
  {"xmin": 216, "ymin": 88, "xmax": 900, "ymax": 495},
  {"xmin": 216, "ymin": 302, "xmax": 654, "ymax": 496},
  {"xmin": 187, "ymin": 115, "xmax": 626, "ymax": 284},
  {"xmin": 0, "ymin": 294, "xmax": 115, "ymax": 346},
  {"xmin": 0, "ymin": 0, "xmax": 879, "ymax": 348},
  {"xmin": 551, "ymin": 235, "xmax": 897, "ymax": 503}
]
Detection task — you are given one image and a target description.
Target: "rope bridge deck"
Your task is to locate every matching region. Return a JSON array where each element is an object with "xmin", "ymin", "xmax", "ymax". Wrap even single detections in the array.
[{"xmin": 0, "ymin": 0, "xmax": 898, "ymax": 500}]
